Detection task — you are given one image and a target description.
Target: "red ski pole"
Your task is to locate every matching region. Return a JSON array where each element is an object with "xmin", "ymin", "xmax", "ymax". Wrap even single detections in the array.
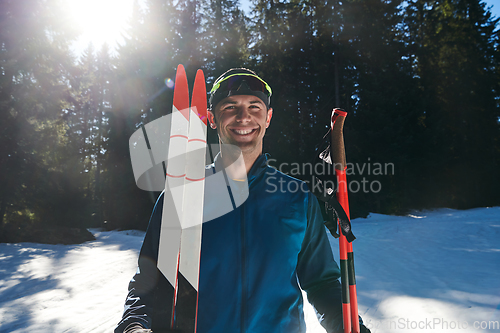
[{"xmin": 330, "ymin": 108, "xmax": 360, "ymax": 333}]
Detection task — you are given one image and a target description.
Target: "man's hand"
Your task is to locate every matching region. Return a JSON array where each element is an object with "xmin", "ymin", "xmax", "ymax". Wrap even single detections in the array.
[
  {"xmin": 123, "ymin": 323, "xmax": 184, "ymax": 333},
  {"xmin": 123, "ymin": 324, "xmax": 151, "ymax": 333},
  {"xmin": 360, "ymin": 322, "xmax": 372, "ymax": 333}
]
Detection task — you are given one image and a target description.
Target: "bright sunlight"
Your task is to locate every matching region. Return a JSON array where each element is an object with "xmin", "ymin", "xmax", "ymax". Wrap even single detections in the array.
[{"xmin": 67, "ymin": 0, "xmax": 133, "ymax": 52}]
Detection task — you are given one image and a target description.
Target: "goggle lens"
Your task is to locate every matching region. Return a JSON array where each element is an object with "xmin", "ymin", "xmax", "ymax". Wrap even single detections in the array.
[{"xmin": 224, "ymin": 76, "xmax": 268, "ymax": 94}]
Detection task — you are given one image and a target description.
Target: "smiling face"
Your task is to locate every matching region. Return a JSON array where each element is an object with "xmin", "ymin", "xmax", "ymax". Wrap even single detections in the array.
[{"xmin": 208, "ymin": 95, "xmax": 273, "ymax": 157}]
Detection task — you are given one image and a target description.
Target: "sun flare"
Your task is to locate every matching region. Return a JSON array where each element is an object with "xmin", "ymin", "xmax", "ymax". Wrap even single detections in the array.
[{"xmin": 67, "ymin": 0, "xmax": 133, "ymax": 49}]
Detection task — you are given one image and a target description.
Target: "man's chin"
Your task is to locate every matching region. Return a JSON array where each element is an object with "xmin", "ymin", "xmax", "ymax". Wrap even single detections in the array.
[
  {"xmin": 222, "ymin": 140, "xmax": 259, "ymax": 153},
  {"xmin": 225, "ymin": 134, "xmax": 259, "ymax": 147}
]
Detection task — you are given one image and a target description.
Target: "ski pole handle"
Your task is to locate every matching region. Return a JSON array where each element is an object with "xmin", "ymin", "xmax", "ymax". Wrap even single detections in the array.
[{"xmin": 330, "ymin": 109, "xmax": 347, "ymax": 171}]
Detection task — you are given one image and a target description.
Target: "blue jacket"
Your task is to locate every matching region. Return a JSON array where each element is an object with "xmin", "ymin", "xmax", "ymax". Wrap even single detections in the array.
[{"xmin": 116, "ymin": 154, "xmax": 344, "ymax": 333}]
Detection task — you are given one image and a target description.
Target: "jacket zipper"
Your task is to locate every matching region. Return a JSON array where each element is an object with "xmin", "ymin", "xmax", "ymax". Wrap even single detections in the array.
[{"xmin": 240, "ymin": 204, "xmax": 246, "ymax": 333}]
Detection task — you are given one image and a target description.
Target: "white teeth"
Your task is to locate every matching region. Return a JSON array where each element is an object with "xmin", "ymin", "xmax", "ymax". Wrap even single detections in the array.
[{"xmin": 233, "ymin": 129, "xmax": 253, "ymax": 135}]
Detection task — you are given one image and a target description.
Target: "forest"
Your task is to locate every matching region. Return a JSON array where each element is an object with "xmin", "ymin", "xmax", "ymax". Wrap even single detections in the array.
[{"xmin": 0, "ymin": 0, "xmax": 499, "ymax": 242}]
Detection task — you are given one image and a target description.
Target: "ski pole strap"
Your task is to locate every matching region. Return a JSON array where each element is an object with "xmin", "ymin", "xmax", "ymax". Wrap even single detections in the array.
[{"xmin": 310, "ymin": 176, "xmax": 356, "ymax": 242}]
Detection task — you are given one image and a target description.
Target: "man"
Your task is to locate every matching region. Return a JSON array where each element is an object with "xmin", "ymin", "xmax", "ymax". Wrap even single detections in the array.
[{"xmin": 115, "ymin": 68, "xmax": 370, "ymax": 333}]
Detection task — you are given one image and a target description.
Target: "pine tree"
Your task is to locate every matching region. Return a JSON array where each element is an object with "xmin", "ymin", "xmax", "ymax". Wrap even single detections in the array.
[
  {"xmin": 201, "ymin": 0, "xmax": 251, "ymax": 80},
  {"xmin": 407, "ymin": 0, "xmax": 500, "ymax": 208},
  {"xmin": 104, "ymin": 0, "xmax": 202, "ymax": 230},
  {"xmin": 336, "ymin": 0, "xmax": 425, "ymax": 213},
  {"xmin": 249, "ymin": 0, "xmax": 315, "ymax": 164},
  {"xmin": 0, "ymin": 0, "xmax": 78, "ymax": 236}
]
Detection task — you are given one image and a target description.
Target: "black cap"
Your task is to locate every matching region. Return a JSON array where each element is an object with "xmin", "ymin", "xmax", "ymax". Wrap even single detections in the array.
[{"xmin": 209, "ymin": 68, "xmax": 271, "ymax": 110}]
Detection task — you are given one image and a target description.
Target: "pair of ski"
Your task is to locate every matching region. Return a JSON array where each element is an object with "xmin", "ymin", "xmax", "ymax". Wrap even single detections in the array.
[
  {"xmin": 329, "ymin": 109, "xmax": 360, "ymax": 333},
  {"xmin": 157, "ymin": 64, "xmax": 207, "ymax": 332}
]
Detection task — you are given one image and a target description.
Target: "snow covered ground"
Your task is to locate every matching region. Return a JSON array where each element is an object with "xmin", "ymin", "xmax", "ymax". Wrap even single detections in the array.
[{"xmin": 0, "ymin": 207, "xmax": 499, "ymax": 333}]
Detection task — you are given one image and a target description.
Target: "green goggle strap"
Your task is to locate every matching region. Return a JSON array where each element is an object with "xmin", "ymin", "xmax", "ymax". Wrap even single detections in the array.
[{"xmin": 210, "ymin": 73, "xmax": 273, "ymax": 96}]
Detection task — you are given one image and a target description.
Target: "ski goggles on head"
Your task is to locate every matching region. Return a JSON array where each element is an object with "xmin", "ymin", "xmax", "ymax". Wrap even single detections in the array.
[{"xmin": 209, "ymin": 73, "xmax": 272, "ymax": 109}]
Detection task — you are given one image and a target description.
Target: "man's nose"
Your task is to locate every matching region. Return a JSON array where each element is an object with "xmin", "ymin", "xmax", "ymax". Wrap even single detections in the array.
[{"xmin": 235, "ymin": 107, "xmax": 251, "ymax": 122}]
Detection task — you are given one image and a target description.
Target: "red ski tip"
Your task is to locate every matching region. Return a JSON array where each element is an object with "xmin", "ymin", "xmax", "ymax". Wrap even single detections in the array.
[
  {"xmin": 173, "ymin": 64, "xmax": 190, "ymax": 121},
  {"xmin": 192, "ymin": 69, "xmax": 208, "ymax": 126}
]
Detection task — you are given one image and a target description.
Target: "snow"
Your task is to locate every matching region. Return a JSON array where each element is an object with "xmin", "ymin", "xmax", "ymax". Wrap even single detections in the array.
[{"xmin": 1, "ymin": 208, "xmax": 499, "ymax": 332}]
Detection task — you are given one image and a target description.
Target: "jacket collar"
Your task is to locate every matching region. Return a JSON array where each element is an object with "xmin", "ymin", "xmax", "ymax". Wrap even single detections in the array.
[
  {"xmin": 247, "ymin": 154, "xmax": 269, "ymax": 185},
  {"xmin": 212, "ymin": 152, "xmax": 269, "ymax": 186}
]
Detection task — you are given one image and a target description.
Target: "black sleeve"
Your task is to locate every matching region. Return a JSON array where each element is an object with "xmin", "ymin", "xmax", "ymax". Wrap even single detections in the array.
[{"xmin": 115, "ymin": 192, "xmax": 173, "ymax": 333}]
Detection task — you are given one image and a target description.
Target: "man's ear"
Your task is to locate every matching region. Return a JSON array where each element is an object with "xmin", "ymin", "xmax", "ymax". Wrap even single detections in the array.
[
  {"xmin": 265, "ymin": 108, "xmax": 273, "ymax": 128},
  {"xmin": 207, "ymin": 109, "xmax": 217, "ymax": 129}
]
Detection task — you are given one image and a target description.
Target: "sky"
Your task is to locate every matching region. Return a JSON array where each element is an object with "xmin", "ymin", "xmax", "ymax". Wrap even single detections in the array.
[
  {"xmin": 485, "ymin": 0, "xmax": 500, "ymax": 20},
  {"xmin": 68, "ymin": 0, "xmax": 134, "ymax": 57}
]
